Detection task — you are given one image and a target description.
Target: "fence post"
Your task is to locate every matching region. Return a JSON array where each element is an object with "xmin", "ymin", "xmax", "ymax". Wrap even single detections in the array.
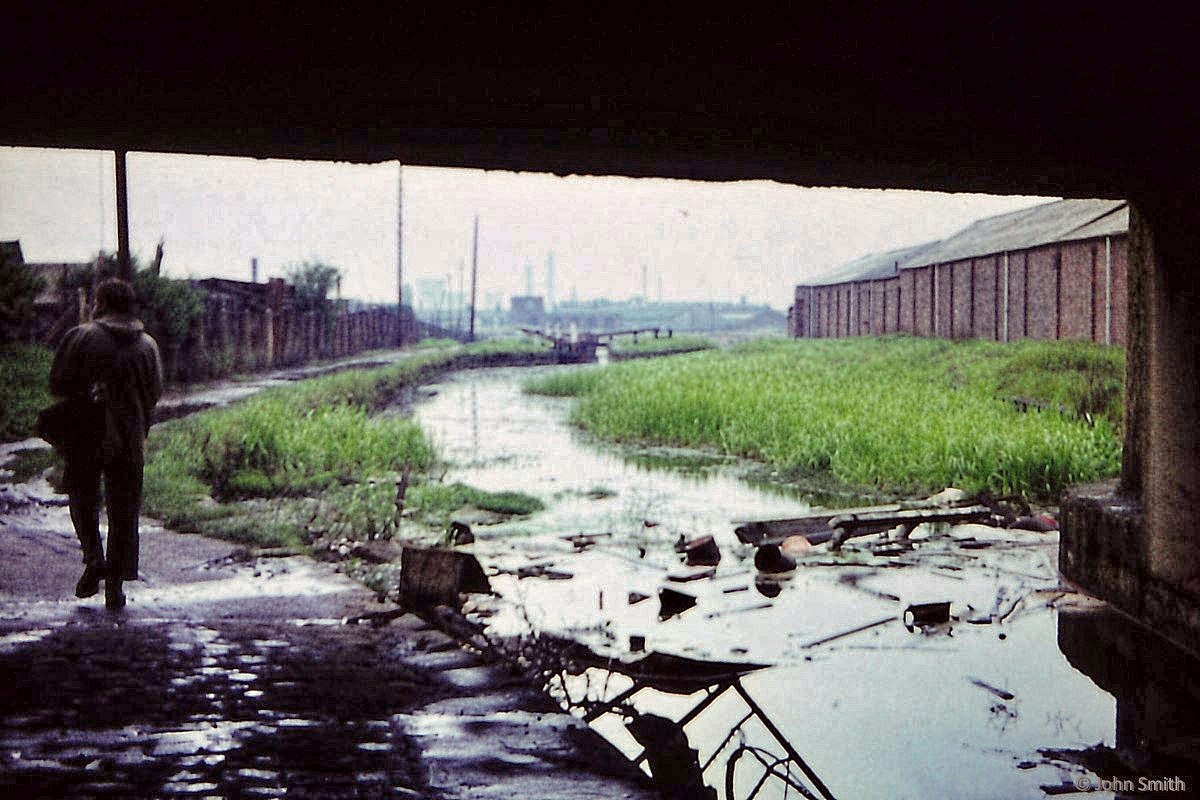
[{"xmin": 264, "ymin": 307, "xmax": 274, "ymax": 368}]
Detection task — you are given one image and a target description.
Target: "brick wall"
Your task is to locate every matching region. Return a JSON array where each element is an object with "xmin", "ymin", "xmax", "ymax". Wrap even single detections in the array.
[{"xmin": 794, "ymin": 235, "xmax": 1128, "ymax": 347}]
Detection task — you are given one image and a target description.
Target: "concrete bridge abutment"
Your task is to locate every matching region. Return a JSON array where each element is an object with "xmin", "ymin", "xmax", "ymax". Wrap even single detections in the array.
[{"xmin": 1061, "ymin": 196, "xmax": 1200, "ymax": 654}]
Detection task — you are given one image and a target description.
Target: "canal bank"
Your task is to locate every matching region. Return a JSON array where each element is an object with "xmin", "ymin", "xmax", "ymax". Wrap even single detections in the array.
[
  {"xmin": 3, "ymin": 352, "xmax": 1196, "ymax": 798},
  {"xmin": 403, "ymin": 365, "xmax": 1200, "ymax": 799}
]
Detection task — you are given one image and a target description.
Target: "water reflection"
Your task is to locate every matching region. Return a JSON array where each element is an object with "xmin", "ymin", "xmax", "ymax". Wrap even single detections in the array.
[
  {"xmin": 410, "ymin": 365, "xmax": 1200, "ymax": 797},
  {"xmin": 1056, "ymin": 607, "xmax": 1200, "ymax": 782},
  {"xmin": 556, "ymin": 653, "xmax": 833, "ymax": 800}
]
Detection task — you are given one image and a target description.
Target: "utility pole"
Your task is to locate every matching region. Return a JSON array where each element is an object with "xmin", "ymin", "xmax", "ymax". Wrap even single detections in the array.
[
  {"xmin": 115, "ymin": 150, "xmax": 132, "ymax": 281},
  {"xmin": 396, "ymin": 163, "xmax": 404, "ymax": 344},
  {"xmin": 469, "ymin": 214, "xmax": 479, "ymax": 341}
]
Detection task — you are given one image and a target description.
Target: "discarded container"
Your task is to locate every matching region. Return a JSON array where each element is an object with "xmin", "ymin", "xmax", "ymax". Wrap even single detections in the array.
[
  {"xmin": 903, "ymin": 601, "xmax": 952, "ymax": 630},
  {"xmin": 754, "ymin": 545, "xmax": 796, "ymax": 573},
  {"xmin": 682, "ymin": 535, "xmax": 721, "ymax": 566},
  {"xmin": 399, "ymin": 546, "xmax": 491, "ymax": 606}
]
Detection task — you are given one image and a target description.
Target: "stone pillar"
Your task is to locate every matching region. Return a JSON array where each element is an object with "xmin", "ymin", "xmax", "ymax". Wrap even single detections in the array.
[{"xmin": 1061, "ymin": 195, "xmax": 1200, "ymax": 655}]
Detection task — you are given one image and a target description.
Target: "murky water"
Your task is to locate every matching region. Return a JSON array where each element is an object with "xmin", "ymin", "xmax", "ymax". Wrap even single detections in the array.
[
  {"xmin": 410, "ymin": 365, "xmax": 1200, "ymax": 800},
  {"xmin": 412, "ymin": 365, "xmax": 813, "ymax": 542}
]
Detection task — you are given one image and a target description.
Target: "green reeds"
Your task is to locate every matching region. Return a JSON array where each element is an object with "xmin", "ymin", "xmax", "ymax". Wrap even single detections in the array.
[{"xmin": 525, "ymin": 337, "xmax": 1124, "ymax": 500}]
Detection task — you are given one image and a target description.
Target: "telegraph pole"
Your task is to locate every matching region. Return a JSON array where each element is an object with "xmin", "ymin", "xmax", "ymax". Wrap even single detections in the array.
[
  {"xmin": 396, "ymin": 163, "xmax": 404, "ymax": 344},
  {"xmin": 115, "ymin": 150, "xmax": 132, "ymax": 280},
  {"xmin": 469, "ymin": 214, "xmax": 479, "ymax": 341}
]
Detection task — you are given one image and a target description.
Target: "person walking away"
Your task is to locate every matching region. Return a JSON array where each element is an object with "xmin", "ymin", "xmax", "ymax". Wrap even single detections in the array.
[{"xmin": 50, "ymin": 278, "xmax": 163, "ymax": 610}]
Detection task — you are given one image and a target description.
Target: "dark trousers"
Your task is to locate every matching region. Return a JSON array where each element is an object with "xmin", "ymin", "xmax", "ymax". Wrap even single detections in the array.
[{"xmin": 66, "ymin": 456, "xmax": 143, "ymax": 581}]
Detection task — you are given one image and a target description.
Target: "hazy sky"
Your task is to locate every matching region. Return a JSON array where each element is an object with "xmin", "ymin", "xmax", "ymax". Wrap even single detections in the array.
[{"xmin": 1, "ymin": 147, "xmax": 1053, "ymax": 309}]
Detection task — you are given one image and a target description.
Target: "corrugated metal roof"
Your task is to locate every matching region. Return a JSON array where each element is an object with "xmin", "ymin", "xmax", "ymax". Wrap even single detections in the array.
[
  {"xmin": 809, "ymin": 240, "xmax": 939, "ymax": 286},
  {"xmin": 1059, "ymin": 204, "xmax": 1128, "ymax": 241},
  {"xmin": 910, "ymin": 198, "xmax": 1125, "ymax": 266},
  {"xmin": 805, "ymin": 199, "xmax": 1128, "ymax": 285}
]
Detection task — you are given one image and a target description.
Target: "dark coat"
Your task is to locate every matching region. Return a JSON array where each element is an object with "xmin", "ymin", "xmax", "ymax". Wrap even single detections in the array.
[{"xmin": 50, "ymin": 315, "xmax": 164, "ymax": 464}]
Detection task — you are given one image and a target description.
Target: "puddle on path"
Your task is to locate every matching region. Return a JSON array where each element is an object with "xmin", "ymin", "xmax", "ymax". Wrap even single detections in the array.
[{"xmin": 408, "ymin": 365, "xmax": 1200, "ymax": 799}]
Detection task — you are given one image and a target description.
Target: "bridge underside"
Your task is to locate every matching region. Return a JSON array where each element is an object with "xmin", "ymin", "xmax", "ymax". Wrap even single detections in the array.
[{"xmin": 3, "ymin": 7, "xmax": 1197, "ymax": 651}]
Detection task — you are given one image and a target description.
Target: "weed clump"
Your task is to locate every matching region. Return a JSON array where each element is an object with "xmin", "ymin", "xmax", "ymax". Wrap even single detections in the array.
[{"xmin": 143, "ymin": 345, "xmax": 544, "ymax": 549}]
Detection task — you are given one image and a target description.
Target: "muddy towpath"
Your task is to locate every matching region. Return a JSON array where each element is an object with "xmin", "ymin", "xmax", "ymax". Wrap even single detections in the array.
[
  {"xmin": 0, "ymin": 349, "xmax": 656, "ymax": 800},
  {"xmin": 0, "ymin": 489, "xmax": 655, "ymax": 799}
]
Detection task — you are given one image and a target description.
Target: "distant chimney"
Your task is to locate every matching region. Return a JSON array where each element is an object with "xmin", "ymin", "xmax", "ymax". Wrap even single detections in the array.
[{"xmin": 251, "ymin": 257, "xmax": 259, "ymax": 283}]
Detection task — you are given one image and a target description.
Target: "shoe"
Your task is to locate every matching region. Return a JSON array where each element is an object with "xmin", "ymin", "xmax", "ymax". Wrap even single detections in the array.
[
  {"xmin": 74, "ymin": 563, "xmax": 105, "ymax": 599},
  {"xmin": 105, "ymin": 580, "xmax": 126, "ymax": 611}
]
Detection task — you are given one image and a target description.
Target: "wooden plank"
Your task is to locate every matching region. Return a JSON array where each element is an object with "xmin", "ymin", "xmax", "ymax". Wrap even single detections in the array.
[
  {"xmin": 734, "ymin": 503, "xmax": 903, "ymax": 545},
  {"xmin": 829, "ymin": 505, "xmax": 992, "ymax": 549}
]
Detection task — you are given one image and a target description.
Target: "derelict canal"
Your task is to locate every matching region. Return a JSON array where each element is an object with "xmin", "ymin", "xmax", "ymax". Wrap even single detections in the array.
[{"xmin": 403, "ymin": 365, "xmax": 1200, "ymax": 800}]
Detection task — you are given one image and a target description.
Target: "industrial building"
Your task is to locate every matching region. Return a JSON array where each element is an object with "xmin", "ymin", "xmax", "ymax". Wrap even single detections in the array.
[{"xmin": 790, "ymin": 199, "xmax": 1129, "ymax": 346}]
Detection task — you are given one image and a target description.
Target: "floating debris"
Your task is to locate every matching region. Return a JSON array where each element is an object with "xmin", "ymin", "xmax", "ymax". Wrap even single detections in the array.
[
  {"xmin": 679, "ymin": 535, "xmax": 721, "ymax": 566},
  {"xmin": 903, "ymin": 601, "xmax": 951, "ymax": 629},
  {"xmin": 968, "ymin": 677, "xmax": 1015, "ymax": 701},
  {"xmin": 1010, "ymin": 514, "xmax": 1059, "ymax": 532},
  {"xmin": 658, "ymin": 588, "xmax": 697, "ymax": 620},
  {"xmin": 448, "ymin": 520, "xmax": 474, "ymax": 545},
  {"xmin": 562, "ymin": 532, "xmax": 612, "ymax": 551}
]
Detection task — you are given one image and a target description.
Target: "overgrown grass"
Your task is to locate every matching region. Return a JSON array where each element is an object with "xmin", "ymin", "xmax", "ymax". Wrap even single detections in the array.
[
  {"xmin": 150, "ymin": 400, "xmax": 437, "ymax": 501},
  {"xmin": 524, "ymin": 336, "xmax": 1125, "ymax": 500},
  {"xmin": 463, "ymin": 336, "xmax": 553, "ymax": 356},
  {"xmin": 0, "ymin": 345, "xmax": 54, "ymax": 442},
  {"xmin": 607, "ymin": 334, "xmax": 715, "ymax": 355},
  {"xmin": 143, "ymin": 344, "xmax": 544, "ymax": 548}
]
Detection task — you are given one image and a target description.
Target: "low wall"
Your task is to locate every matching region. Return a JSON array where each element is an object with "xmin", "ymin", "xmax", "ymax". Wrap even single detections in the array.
[{"xmin": 1061, "ymin": 481, "xmax": 1200, "ymax": 658}]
